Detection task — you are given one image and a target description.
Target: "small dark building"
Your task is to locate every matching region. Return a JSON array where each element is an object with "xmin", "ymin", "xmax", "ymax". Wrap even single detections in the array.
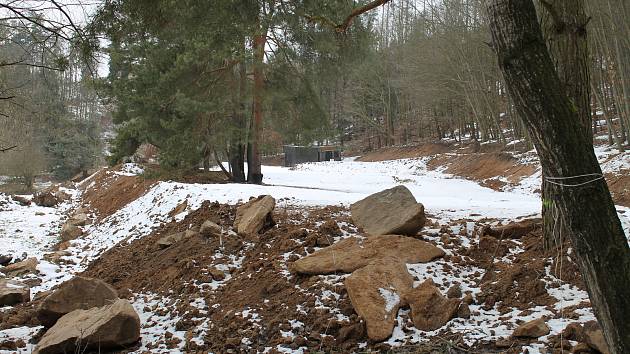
[{"xmin": 283, "ymin": 145, "xmax": 342, "ymax": 167}]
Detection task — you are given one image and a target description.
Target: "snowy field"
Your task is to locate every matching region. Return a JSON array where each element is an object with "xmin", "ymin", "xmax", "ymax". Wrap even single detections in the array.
[{"xmin": 1, "ymin": 156, "xmax": 629, "ymax": 353}]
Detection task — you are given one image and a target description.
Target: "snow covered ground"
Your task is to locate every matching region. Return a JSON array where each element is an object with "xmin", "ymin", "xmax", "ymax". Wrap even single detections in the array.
[{"xmin": 1, "ymin": 154, "xmax": 629, "ymax": 353}]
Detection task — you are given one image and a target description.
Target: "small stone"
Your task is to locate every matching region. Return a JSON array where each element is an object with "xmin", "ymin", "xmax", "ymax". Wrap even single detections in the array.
[
  {"xmin": 512, "ymin": 318, "xmax": 550, "ymax": 338},
  {"xmin": 446, "ymin": 283, "xmax": 462, "ymax": 298},
  {"xmin": 0, "ymin": 279, "xmax": 30, "ymax": 306},
  {"xmin": 0, "ymin": 255, "xmax": 12, "ymax": 266},
  {"xmin": 457, "ymin": 303, "xmax": 471, "ymax": 319},
  {"xmin": 200, "ymin": 221, "xmax": 222, "ymax": 237},
  {"xmin": 208, "ymin": 267, "xmax": 225, "ymax": 281},
  {"xmin": 156, "ymin": 232, "xmax": 185, "ymax": 248}
]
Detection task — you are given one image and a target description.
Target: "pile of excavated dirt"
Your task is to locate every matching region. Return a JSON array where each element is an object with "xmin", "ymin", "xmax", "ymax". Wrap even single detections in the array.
[
  {"xmin": 427, "ymin": 152, "xmax": 537, "ymax": 191},
  {"xmin": 81, "ymin": 203, "xmax": 371, "ymax": 352},
  {"xmin": 80, "ymin": 167, "xmax": 155, "ymax": 220},
  {"xmin": 74, "ymin": 199, "xmax": 587, "ymax": 353},
  {"xmin": 356, "ymin": 142, "xmax": 453, "ymax": 162}
]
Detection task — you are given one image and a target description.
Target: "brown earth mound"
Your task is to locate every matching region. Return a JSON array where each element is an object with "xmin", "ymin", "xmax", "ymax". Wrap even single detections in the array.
[
  {"xmin": 81, "ymin": 203, "xmax": 373, "ymax": 352},
  {"xmin": 81, "ymin": 167, "xmax": 154, "ymax": 220},
  {"xmin": 357, "ymin": 142, "xmax": 453, "ymax": 162},
  {"xmin": 428, "ymin": 152, "xmax": 536, "ymax": 190}
]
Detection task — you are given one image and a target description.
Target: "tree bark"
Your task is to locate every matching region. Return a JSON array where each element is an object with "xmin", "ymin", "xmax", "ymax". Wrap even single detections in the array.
[
  {"xmin": 486, "ymin": 1, "xmax": 630, "ymax": 352},
  {"xmin": 250, "ymin": 32, "xmax": 265, "ymax": 184},
  {"xmin": 538, "ymin": 0, "xmax": 592, "ymax": 250}
]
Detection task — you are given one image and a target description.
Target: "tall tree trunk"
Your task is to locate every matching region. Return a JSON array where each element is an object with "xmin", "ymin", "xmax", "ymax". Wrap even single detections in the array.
[
  {"xmin": 250, "ymin": 32, "xmax": 265, "ymax": 184},
  {"xmin": 538, "ymin": 0, "xmax": 592, "ymax": 250},
  {"xmin": 229, "ymin": 60, "xmax": 247, "ymax": 183},
  {"xmin": 486, "ymin": 1, "xmax": 630, "ymax": 352}
]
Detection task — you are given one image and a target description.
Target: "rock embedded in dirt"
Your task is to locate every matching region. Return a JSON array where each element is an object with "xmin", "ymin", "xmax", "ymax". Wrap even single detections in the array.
[
  {"xmin": 292, "ymin": 235, "xmax": 444, "ymax": 275},
  {"xmin": 37, "ymin": 276, "xmax": 119, "ymax": 327},
  {"xmin": 208, "ymin": 267, "xmax": 226, "ymax": 281},
  {"xmin": 1, "ymin": 257, "xmax": 38, "ymax": 277},
  {"xmin": 446, "ymin": 283, "xmax": 462, "ymax": 298},
  {"xmin": 11, "ymin": 195, "xmax": 31, "ymax": 206},
  {"xmin": 68, "ymin": 213, "xmax": 89, "ymax": 227},
  {"xmin": 0, "ymin": 279, "xmax": 30, "ymax": 306},
  {"xmin": 318, "ymin": 220, "xmax": 343, "ymax": 237},
  {"xmin": 0, "ymin": 255, "xmax": 12, "ymax": 266},
  {"xmin": 463, "ymin": 293, "xmax": 474, "ymax": 305},
  {"xmin": 32, "ymin": 191, "xmax": 58, "ymax": 207},
  {"xmin": 457, "ymin": 303, "xmax": 471, "ymax": 319},
  {"xmin": 42, "ymin": 251, "xmax": 71, "ymax": 264},
  {"xmin": 350, "ymin": 185, "xmax": 426, "ymax": 235},
  {"xmin": 60, "ymin": 222, "xmax": 83, "ymax": 242},
  {"xmin": 33, "ymin": 298, "xmax": 141, "ymax": 354},
  {"xmin": 156, "ymin": 231, "xmax": 186, "ymax": 249},
  {"xmin": 583, "ymin": 321, "xmax": 610, "ymax": 354},
  {"xmin": 512, "ymin": 318, "xmax": 550, "ymax": 338},
  {"xmin": 562, "ymin": 322, "xmax": 585, "ymax": 342},
  {"xmin": 404, "ymin": 279, "xmax": 461, "ymax": 331},
  {"xmin": 234, "ymin": 195, "xmax": 275, "ymax": 235},
  {"xmin": 345, "ymin": 258, "xmax": 413, "ymax": 341},
  {"xmin": 200, "ymin": 220, "xmax": 222, "ymax": 237}
]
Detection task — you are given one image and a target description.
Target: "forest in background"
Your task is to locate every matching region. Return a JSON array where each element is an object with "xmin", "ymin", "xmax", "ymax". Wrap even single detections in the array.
[
  {"xmin": 1, "ymin": 0, "xmax": 629, "ymax": 186},
  {"xmin": 97, "ymin": 0, "xmax": 630, "ymax": 181},
  {"xmin": 0, "ymin": 5, "xmax": 102, "ymax": 191}
]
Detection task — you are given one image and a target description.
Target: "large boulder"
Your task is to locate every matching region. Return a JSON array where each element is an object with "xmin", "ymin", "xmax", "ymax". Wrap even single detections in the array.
[
  {"xmin": 0, "ymin": 279, "xmax": 30, "ymax": 306},
  {"xmin": 350, "ymin": 185, "xmax": 426, "ymax": 235},
  {"xmin": 292, "ymin": 235, "xmax": 444, "ymax": 275},
  {"xmin": 33, "ymin": 299, "xmax": 141, "ymax": 354},
  {"xmin": 1, "ymin": 257, "xmax": 38, "ymax": 277},
  {"xmin": 345, "ymin": 258, "xmax": 413, "ymax": 341},
  {"xmin": 60, "ymin": 222, "xmax": 83, "ymax": 242},
  {"xmin": 512, "ymin": 318, "xmax": 550, "ymax": 338},
  {"xmin": 234, "ymin": 195, "xmax": 275, "ymax": 235},
  {"xmin": 404, "ymin": 279, "xmax": 460, "ymax": 331},
  {"xmin": 37, "ymin": 276, "xmax": 118, "ymax": 327},
  {"xmin": 33, "ymin": 192, "xmax": 58, "ymax": 207}
]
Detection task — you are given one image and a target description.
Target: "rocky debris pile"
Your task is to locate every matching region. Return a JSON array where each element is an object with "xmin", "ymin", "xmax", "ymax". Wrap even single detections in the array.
[
  {"xmin": 350, "ymin": 185, "xmax": 426, "ymax": 235},
  {"xmin": 32, "ymin": 276, "xmax": 140, "ymax": 354},
  {"xmin": 59, "ymin": 208, "xmax": 91, "ymax": 242},
  {"xmin": 234, "ymin": 195, "xmax": 275, "ymax": 235},
  {"xmin": 290, "ymin": 187, "xmax": 463, "ymax": 342},
  {"xmin": 293, "ymin": 233, "xmax": 465, "ymax": 341},
  {"xmin": 556, "ymin": 321, "xmax": 610, "ymax": 354},
  {"xmin": 0, "ymin": 279, "xmax": 30, "ymax": 306},
  {"xmin": 32, "ymin": 185, "xmax": 71, "ymax": 208}
]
